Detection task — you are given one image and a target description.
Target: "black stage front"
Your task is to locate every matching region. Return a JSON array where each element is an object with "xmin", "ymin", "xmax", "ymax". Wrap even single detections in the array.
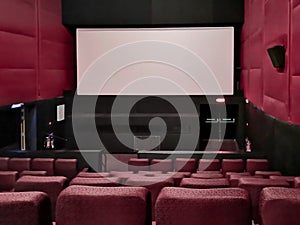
[{"xmin": 138, "ymin": 150, "xmax": 266, "ymax": 160}]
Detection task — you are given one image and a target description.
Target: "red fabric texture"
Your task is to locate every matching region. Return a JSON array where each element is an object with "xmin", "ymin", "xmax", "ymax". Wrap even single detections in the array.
[
  {"xmin": 198, "ymin": 159, "xmax": 220, "ymax": 171},
  {"xmin": 128, "ymin": 158, "xmax": 150, "ymax": 172},
  {"xmin": 125, "ymin": 176, "xmax": 174, "ymax": 220},
  {"xmin": 155, "ymin": 187, "xmax": 251, "ymax": 225},
  {"xmin": 174, "ymin": 158, "xmax": 196, "ymax": 173},
  {"xmin": 254, "ymin": 171, "xmax": 282, "ymax": 178},
  {"xmin": 0, "ymin": 157, "xmax": 9, "ymax": 171},
  {"xmin": 20, "ymin": 170, "xmax": 47, "ymax": 177},
  {"xmin": 8, "ymin": 158, "xmax": 31, "ymax": 173},
  {"xmin": 269, "ymin": 175, "xmax": 296, "ymax": 187},
  {"xmin": 0, "ymin": 192, "xmax": 52, "ymax": 225},
  {"xmin": 31, "ymin": 158, "xmax": 55, "ymax": 176},
  {"xmin": 180, "ymin": 178, "xmax": 230, "ymax": 189},
  {"xmin": 150, "ymin": 159, "xmax": 173, "ymax": 173},
  {"xmin": 69, "ymin": 177, "xmax": 121, "ymax": 187},
  {"xmin": 260, "ymin": 187, "xmax": 300, "ymax": 225},
  {"xmin": 0, "ymin": 171, "xmax": 18, "ymax": 191},
  {"xmin": 54, "ymin": 159, "xmax": 78, "ymax": 180},
  {"xmin": 76, "ymin": 172, "xmax": 110, "ymax": 178},
  {"xmin": 246, "ymin": 159, "xmax": 269, "ymax": 175},
  {"xmin": 238, "ymin": 177, "xmax": 289, "ymax": 223},
  {"xmin": 221, "ymin": 159, "xmax": 244, "ymax": 175},
  {"xmin": 14, "ymin": 175, "xmax": 67, "ymax": 218},
  {"xmin": 56, "ymin": 186, "xmax": 152, "ymax": 225},
  {"xmin": 191, "ymin": 173, "xmax": 224, "ymax": 179},
  {"xmin": 294, "ymin": 177, "xmax": 300, "ymax": 188}
]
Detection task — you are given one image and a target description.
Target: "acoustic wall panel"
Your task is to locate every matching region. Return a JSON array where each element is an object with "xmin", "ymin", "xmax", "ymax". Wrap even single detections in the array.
[
  {"xmin": 290, "ymin": 1, "xmax": 300, "ymax": 123},
  {"xmin": 38, "ymin": 0, "xmax": 74, "ymax": 100},
  {"xmin": 0, "ymin": 0, "xmax": 37, "ymax": 106},
  {"xmin": 0, "ymin": 0, "xmax": 74, "ymax": 106}
]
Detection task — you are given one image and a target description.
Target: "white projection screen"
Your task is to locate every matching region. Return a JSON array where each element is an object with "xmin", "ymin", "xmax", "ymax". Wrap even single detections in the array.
[{"xmin": 77, "ymin": 27, "xmax": 234, "ymax": 95}]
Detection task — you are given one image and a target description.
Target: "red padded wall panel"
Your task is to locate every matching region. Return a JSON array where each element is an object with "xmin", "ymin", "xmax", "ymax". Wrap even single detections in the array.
[
  {"xmin": 289, "ymin": 2, "xmax": 300, "ymax": 123},
  {"xmin": 0, "ymin": 0, "xmax": 74, "ymax": 106},
  {"xmin": 0, "ymin": 0, "xmax": 36, "ymax": 37},
  {"xmin": 248, "ymin": 69, "xmax": 263, "ymax": 107},
  {"xmin": 37, "ymin": 0, "xmax": 74, "ymax": 100},
  {"xmin": 262, "ymin": 0, "xmax": 290, "ymax": 121},
  {"xmin": 0, "ymin": 71, "xmax": 37, "ymax": 106},
  {"xmin": 0, "ymin": 0, "xmax": 37, "ymax": 106}
]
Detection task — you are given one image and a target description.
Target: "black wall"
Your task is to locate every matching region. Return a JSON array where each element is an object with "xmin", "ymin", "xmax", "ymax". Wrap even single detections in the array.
[
  {"xmin": 62, "ymin": 0, "xmax": 243, "ymax": 27},
  {"xmin": 246, "ymin": 102, "xmax": 300, "ymax": 175},
  {"xmin": 0, "ymin": 106, "xmax": 21, "ymax": 149},
  {"xmin": 66, "ymin": 95, "xmax": 245, "ymax": 153}
]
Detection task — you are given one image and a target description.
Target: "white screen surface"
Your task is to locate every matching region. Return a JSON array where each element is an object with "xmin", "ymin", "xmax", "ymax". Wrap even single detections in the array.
[{"xmin": 77, "ymin": 27, "xmax": 234, "ymax": 95}]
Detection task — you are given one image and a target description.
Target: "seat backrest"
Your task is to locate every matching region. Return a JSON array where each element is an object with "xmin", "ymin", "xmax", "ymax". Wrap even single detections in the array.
[
  {"xmin": 151, "ymin": 159, "xmax": 173, "ymax": 173},
  {"xmin": 0, "ymin": 192, "xmax": 52, "ymax": 225},
  {"xmin": 31, "ymin": 158, "xmax": 55, "ymax": 175},
  {"xmin": 55, "ymin": 158, "xmax": 78, "ymax": 180},
  {"xmin": 8, "ymin": 158, "xmax": 31, "ymax": 173},
  {"xmin": 174, "ymin": 158, "xmax": 196, "ymax": 173},
  {"xmin": 128, "ymin": 158, "xmax": 150, "ymax": 172},
  {"xmin": 198, "ymin": 159, "xmax": 220, "ymax": 171},
  {"xmin": 246, "ymin": 159, "xmax": 269, "ymax": 175},
  {"xmin": 56, "ymin": 186, "xmax": 152, "ymax": 225},
  {"xmin": 156, "ymin": 187, "xmax": 251, "ymax": 225},
  {"xmin": 222, "ymin": 159, "xmax": 244, "ymax": 175},
  {"xmin": 0, "ymin": 157, "xmax": 9, "ymax": 171}
]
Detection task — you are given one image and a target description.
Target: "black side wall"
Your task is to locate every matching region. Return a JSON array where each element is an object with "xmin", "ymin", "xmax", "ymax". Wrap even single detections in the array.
[{"xmin": 246, "ymin": 102, "xmax": 300, "ymax": 175}]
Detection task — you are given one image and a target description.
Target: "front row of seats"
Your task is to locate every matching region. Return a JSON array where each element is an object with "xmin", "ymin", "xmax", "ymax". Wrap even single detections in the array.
[{"xmin": 1, "ymin": 186, "xmax": 300, "ymax": 225}]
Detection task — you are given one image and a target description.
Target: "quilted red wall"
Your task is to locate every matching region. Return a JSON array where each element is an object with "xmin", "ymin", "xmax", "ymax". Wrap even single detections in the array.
[
  {"xmin": 0, "ymin": 0, "xmax": 74, "ymax": 106},
  {"xmin": 241, "ymin": 0, "xmax": 300, "ymax": 124}
]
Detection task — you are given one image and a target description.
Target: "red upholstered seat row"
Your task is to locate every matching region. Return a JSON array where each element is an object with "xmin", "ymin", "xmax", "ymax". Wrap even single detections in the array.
[
  {"xmin": 0, "ymin": 157, "xmax": 78, "ymax": 192},
  {"xmin": 0, "ymin": 157, "xmax": 77, "ymax": 178},
  {"xmin": 1, "ymin": 185, "xmax": 300, "ymax": 225},
  {"xmin": 128, "ymin": 158, "xmax": 270, "ymax": 175}
]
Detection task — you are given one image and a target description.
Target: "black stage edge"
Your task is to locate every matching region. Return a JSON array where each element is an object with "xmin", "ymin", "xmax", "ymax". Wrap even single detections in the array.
[
  {"xmin": 0, "ymin": 150, "xmax": 103, "ymax": 172},
  {"xmin": 138, "ymin": 150, "xmax": 266, "ymax": 161}
]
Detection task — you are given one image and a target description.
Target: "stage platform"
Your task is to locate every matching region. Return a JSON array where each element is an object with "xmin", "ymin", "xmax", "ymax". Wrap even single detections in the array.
[{"xmin": 138, "ymin": 150, "xmax": 266, "ymax": 160}]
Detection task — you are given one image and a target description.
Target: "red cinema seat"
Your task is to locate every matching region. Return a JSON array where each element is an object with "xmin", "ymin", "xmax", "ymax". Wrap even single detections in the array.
[
  {"xmin": 70, "ymin": 177, "xmax": 121, "ymax": 187},
  {"xmin": 269, "ymin": 175, "xmax": 296, "ymax": 187},
  {"xmin": 8, "ymin": 158, "xmax": 31, "ymax": 173},
  {"xmin": 150, "ymin": 159, "xmax": 172, "ymax": 173},
  {"xmin": 246, "ymin": 159, "xmax": 269, "ymax": 175},
  {"xmin": 128, "ymin": 158, "xmax": 150, "ymax": 172},
  {"xmin": 198, "ymin": 159, "xmax": 220, "ymax": 171},
  {"xmin": 0, "ymin": 192, "xmax": 52, "ymax": 225},
  {"xmin": 55, "ymin": 158, "xmax": 78, "ymax": 180},
  {"xmin": 56, "ymin": 186, "xmax": 152, "ymax": 225},
  {"xmin": 20, "ymin": 170, "xmax": 47, "ymax": 177},
  {"xmin": 222, "ymin": 159, "xmax": 244, "ymax": 175},
  {"xmin": 110, "ymin": 171, "xmax": 135, "ymax": 184},
  {"xmin": 295, "ymin": 177, "xmax": 300, "ymax": 188},
  {"xmin": 238, "ymin": 177, "xmax": 289, "ymax": 224},
  {"xmin": 225, "ymin": 172, "xmax": 251, "ymax": 179},
  {"xmin": 254, "ymin": 171, "xmax": 282, "ymax": 178},
  {"xmin": 0, "ymin": 171, "xmax": 18, "ymax": 192},
  {"xmin": 155, "ymin": 187, "xmax": 251, "ymax": 225},
  {"xmin": 180, "ymin": 178, "xmax": 230, "ymax": 189},
  {"xmin": 229, "ymin": 174, "xmax": 253, "ymax": 187},
  {"xmin": 0, "ymin": 157, "xmax": 9, "ymax": 171},
  {"xmin": 125, "ymin": 176, "xmax": 173, "ymax": 219},
  {"xmin": 15, "ymin": 176, "xmax": 67, "ymax": 218},
  {"xmin": 167, "ymin": 172, "xmax": 191, "ymax": 186},
  {"xmin": 76, "ymin": 172, "xmax": 110, "ymax": 178},
  {"xmin": 174, "ymin": 158, "xmax": 196, "ymax": 173},
  {"xmin": 31, "ymin": 158, "xmax": 55, "ymax": 175},
  {"xmin": 260, "ymin": 187, "xmax": 300, "ymax": 225},
  {"xmin": 191, "ymin": 172, "xmax": 224, "ymax": 179}
]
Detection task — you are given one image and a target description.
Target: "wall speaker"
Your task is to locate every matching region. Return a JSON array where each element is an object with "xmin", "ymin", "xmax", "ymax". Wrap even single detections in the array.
[{"xmin": 267, "ymin": 45, "xmax": 285, "ymax": 69}]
